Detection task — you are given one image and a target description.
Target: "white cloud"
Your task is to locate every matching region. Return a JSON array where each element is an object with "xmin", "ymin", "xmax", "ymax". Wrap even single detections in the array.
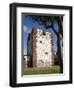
[
  {"xmin": 23, "ymin": 25, "xmax": 31, "ymax": 33},
  {"xmin": 23, "ymin": 49, "xmax": 27, "ymax": 55},
  {"xmin": 23, "ymin": 25, "xmax": 28, "ymax": 32}
]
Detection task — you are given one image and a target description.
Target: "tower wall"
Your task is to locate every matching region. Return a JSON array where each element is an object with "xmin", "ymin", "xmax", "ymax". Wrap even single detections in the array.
[{"xmin": 31, "ymin": 28, "xmax": 53, "ymax": 67}]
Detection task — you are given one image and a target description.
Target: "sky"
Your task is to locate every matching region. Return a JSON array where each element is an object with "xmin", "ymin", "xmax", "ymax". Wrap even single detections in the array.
[{"xmin": 22, "ymin": 15, "xmax": 59, "ymax": 55}]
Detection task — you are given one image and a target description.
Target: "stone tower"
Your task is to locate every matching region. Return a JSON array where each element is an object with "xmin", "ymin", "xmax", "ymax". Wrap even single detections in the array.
[{"xmin": 27, "ymin": 28, "xmax": 53, "ymax": 67}]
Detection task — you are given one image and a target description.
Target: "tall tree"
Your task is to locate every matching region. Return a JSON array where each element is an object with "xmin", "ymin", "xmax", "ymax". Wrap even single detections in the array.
[{"xmin": 29, "ymin": 15, "xmax": 63, "ymax": 73}]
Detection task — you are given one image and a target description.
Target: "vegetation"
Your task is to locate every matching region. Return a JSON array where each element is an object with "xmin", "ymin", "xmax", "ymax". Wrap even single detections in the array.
[{"xmin": 24, "ymin": 66, "xmax": 60, "ymax": 75}]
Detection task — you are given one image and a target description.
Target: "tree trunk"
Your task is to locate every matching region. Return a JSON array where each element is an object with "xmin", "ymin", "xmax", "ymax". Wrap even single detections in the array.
[{"xmin": 56, "ymin": 35, "xmax": 63, "ymax": 73}]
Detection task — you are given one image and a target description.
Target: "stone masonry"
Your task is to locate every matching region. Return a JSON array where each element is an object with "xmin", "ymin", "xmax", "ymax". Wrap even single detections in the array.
[{"xmin": 27, "ymin": 28, "xmax": 53, "ymax": 67}]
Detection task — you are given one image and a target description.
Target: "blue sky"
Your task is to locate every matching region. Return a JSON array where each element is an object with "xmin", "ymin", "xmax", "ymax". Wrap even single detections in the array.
[{"xmin": 22, "ymin": 15, "xmax": 58, "ymax": 55}]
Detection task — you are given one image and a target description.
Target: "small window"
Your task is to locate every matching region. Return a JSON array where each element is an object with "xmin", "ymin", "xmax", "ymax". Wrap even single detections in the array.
[
  {"xmin": 40, "ymin": 41, "xmax": 42, "ymax": 43},
  {"xmin": 24, "ymin": 58, "xmax": 25, "ymax": 60},
  {"xmin": 45, "ymin": 52, "xmax": 48, "ymax": 55},
  {"xmin": 40, "ymin": 60, "xmax": 43, "ymax": 63},
  {"xmin": 42, "ymin": 31, "xmax": 46, "ymax": 35}
]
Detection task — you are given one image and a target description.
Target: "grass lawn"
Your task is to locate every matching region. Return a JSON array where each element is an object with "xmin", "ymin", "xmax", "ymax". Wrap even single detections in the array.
[{"xmin": 24, "ymin": 66, "xmax": 60, "ymax": 75}]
